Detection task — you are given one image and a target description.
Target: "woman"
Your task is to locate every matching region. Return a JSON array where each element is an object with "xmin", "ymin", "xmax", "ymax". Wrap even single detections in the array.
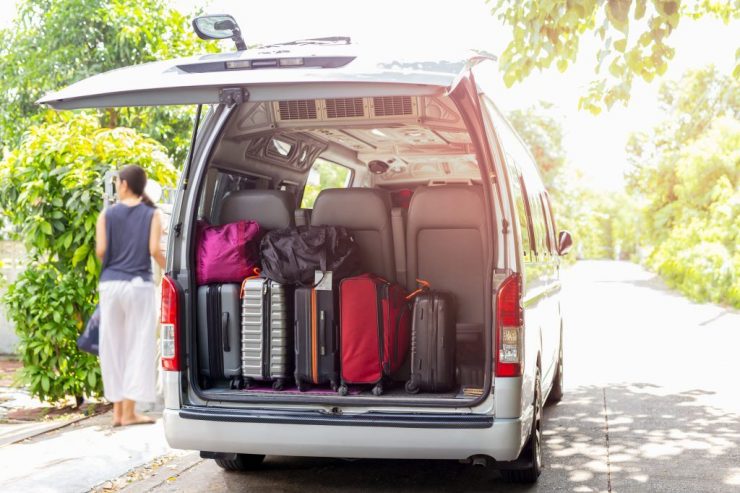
[{"xmin": 95, "ymin": 165, "xmax": 166, "ymax": 427}]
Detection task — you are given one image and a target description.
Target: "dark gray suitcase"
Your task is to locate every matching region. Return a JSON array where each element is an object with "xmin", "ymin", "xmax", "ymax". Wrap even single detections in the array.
[
  {"xmin": 405, "ymin": 291, "xmax": 456, "ymax": 393},
  {"xmin": 197, "ymin": 284, "xmax": 242, "ymax": 389},
  {"xmin": 294, "ymin": 286, "xmax": 339, "ymax": 391},
  {"xmin": 241, "ymin": 278, "xmax": 294, "ymax": 390}
]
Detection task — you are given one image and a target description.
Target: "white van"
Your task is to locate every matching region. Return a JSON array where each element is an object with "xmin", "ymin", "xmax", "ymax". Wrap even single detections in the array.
[{"xmin": 40, "ymin": 17, "xmax": 572, "ymax": 483}]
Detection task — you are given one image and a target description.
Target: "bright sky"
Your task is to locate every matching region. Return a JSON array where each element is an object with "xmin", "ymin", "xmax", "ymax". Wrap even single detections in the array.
[{"xmin": 1, "ymin": 0, "xmax": 737, "ymax": 191}]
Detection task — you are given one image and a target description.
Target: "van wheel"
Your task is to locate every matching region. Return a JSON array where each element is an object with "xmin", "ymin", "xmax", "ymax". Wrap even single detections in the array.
[
  {"xmin": 548, "ymin": 336, "xmax": 564, "ymax": 404},
  {"xmin": 501, "ymin": 371, "xmax": 542, "ymax": 483},
  {"xmin": 214, "ymin": 454, "xmax": 265, "ymax": 472}
]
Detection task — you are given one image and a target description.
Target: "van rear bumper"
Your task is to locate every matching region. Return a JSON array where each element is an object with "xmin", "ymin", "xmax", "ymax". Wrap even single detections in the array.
[{"xmin": 163, "ymin": 407, "xmax": 526, "ymax": 461}]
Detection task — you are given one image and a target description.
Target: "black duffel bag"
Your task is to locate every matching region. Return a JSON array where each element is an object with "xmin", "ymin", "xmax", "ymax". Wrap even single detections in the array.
[{"xmin": 260, "ymin": 225, "xmax": 361, "ymax": 285}]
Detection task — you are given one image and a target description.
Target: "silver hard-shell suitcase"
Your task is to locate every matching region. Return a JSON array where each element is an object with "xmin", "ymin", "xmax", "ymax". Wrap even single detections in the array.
[
  {"xmin": 241, "ymin": 278, "xmax": 294, "ymax": 390},
  {"xmin": 197, "ymin": 284, "xmax": 243, "ymax": 389}
]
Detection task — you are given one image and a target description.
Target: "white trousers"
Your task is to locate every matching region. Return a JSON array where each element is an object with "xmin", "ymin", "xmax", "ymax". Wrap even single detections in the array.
[{"xmin": 99, "ymin": 278, "xmax": 157, "ymax": 403}]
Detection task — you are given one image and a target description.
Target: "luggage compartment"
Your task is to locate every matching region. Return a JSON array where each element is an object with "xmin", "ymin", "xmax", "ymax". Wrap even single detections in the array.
[{"xmin": 187, "ymin": 96, "xmax": 493, "ymax": 408}]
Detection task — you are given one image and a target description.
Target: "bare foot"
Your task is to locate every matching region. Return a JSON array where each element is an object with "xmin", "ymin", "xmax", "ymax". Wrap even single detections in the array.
[{"xmin": 120, "ymin": 414, "xmax": 155, "ymax": 426}]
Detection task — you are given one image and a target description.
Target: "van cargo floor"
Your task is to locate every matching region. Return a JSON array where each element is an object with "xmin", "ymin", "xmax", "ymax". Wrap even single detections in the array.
[{"xmin": 236, "ymin": 384, "xmax": 480, "ymax": 400}]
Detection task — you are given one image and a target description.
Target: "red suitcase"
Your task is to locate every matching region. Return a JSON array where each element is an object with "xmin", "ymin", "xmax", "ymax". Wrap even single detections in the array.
[{"xmin": 338, "ymin": 274, "xmax": 411, "ymax": 395}]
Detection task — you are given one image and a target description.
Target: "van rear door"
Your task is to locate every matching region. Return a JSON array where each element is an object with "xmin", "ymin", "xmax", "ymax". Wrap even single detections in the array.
[{"xmin": 37, "ymin": 50, "xmax": 454, "ymax": 110}]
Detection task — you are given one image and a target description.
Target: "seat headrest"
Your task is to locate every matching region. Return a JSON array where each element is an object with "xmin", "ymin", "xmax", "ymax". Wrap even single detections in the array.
[
  {"xmin": 408, "ymin": 185, "xmax": 485, "ymax": 230},
  {"xmin": 218, "ymin": 190, "xmax": 295, "ymax": 230},
  {"xmin": 311, "ymin": 188, "xmax": 392, "ymax": 231}
]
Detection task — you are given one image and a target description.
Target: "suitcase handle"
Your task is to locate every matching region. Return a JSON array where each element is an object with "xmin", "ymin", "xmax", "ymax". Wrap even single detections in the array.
[
  {"xmin": 221, "ymin": 312, "xmax": 230, "ymax": 352},
  {"xmin": 319, "ymin": 310, "xmax": 326, "ymax": 356}
]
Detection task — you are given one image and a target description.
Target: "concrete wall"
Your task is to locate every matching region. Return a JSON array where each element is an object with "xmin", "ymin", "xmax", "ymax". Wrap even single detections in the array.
[{"xmin": 0, "ymin": 241, "xmax": 24, "ymax": 355}]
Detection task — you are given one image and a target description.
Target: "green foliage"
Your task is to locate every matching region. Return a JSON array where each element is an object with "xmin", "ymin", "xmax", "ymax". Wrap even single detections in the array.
[
  {"xmin": 487, "ymin": 0, "xmax": 740, "ymax": 113},
  {"xmin": 645, "ymin": 118, "xmax": 740, "ymax": 306},
  {"xmin": 0, "ymin": 0, "xmax": 219, "ymax": 164},
  {"xmin": 507, "ymin": 102, "xmax": 567, "ymax": 190},
  {"xmin": 301, "ymin": 158, "xmax": 351, "ymax": 208},
  {"xmin": 0, "ymin": 114, "xmax": 177, "ymax": 402},
  {"xmin": 626, "ymin": 67, "xmax": 740, "ymax": 307},
  {"xmin": 509, "ymin": 103, "xmax": 641, "ymax": 261}
]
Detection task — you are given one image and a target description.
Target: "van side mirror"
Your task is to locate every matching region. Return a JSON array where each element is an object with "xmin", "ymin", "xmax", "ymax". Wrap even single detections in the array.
[
  {"xmin": 557, "ymin": 231, "xmax": 573, "ymax": 256},
  {"xmin": 192, "ymin": 15, "xmax": 247, "ymax": 51}
]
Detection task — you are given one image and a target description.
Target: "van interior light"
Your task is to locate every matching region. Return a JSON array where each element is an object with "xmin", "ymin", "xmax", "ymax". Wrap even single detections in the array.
[
  {"xmin": 279, "ymin": 57, "xmax": 304, "ymax": 67},
  {"xmin": 226, "ymin": 60, "xmax": 252, "ymax": 70}
]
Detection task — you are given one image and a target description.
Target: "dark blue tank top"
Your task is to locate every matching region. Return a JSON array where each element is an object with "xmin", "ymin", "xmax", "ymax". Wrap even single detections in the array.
[{"xmin": 100, "ymin": 203, "xmax": 155, "ymax": 283}]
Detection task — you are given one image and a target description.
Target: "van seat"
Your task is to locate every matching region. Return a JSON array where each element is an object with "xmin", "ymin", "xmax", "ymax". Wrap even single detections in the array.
[
  {"xmin": 218, "ymin": 190, "xmax": 295, "ymax": 230},
  {"xmin": 311, "ymin": 188, "xmax": 396, "ymax": 282},
  {"xmin": 406, "ymin": 185, "xmax": 487, "ymax": 329}
]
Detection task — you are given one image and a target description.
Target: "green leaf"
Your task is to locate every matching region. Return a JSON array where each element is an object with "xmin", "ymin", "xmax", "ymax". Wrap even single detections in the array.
[
  {"xmin": 41, "ymin": 375, "xmax": 50, "ymax": 393},
  {"xmin": 72, "ymin": 245, "xmax": 89, "ymax": 266}
]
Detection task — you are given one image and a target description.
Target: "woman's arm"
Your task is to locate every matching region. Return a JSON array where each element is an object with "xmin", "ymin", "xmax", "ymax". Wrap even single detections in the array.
[
  {"xmin": 95, "ymin": 211, "xmax": 106, "ymax": 260},
  {"xmin": 150, "ymin": 209, "xmax": 166, "ymax": 270}
]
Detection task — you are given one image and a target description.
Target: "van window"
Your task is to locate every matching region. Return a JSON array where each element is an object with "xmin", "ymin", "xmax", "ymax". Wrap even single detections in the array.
[
  {"xmin": 300, "ymin": 157, "xmax": 352, "ymax": 208},
  {"xmin": 202, "ymin": 170, "xmax": 263, "ymax": 223},
  {"xmin": 540, "ymin": 193, "xmax": 555, "ymax": 253},
  {"xmin": 505, "ymin": 155, "xmax": 533, "ymax": 259},
  {"xmin": 527, "ymin": 187, "xmax": 547, "ymax": 256}
]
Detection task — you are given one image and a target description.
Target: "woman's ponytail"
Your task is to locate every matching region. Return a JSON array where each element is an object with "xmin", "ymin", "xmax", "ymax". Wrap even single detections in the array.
[{"xmin": 141, "ymin": 193, "xmax": 156, "ymax": 208}]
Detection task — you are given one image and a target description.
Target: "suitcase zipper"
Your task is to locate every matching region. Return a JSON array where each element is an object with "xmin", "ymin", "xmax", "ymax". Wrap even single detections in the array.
[
  {"xmin": 375, "ymin": 281, "xmax": 385, "ymax": 380},
  {"xmin": 311, "ymin": 289, "xmax": 319, "ymax": 384},
  {"xmin": 429, "ymin": 296, "xmax": 437, "ymax": 392},
  {"xmin": 262, "ymin": 282, "xmax": 270, "ymax": 380}
]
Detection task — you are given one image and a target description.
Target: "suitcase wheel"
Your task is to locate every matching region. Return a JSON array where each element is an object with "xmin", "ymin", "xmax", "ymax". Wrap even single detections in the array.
[
  {"xmin": 372, "ymin": 383, "xmax": 384, "ymax": 396},
  {"xmin": 272, "ymin": 379, "xmax": 286, "ymax": 391},
  {"xmin": 405, "ymin": 378, "xmax": 420, "ymax": 394},
  {"xmin": 338, "ymin": 384, "xmax": 348, "ymax": 396},
  {"xmin": 229, "ymin": 377, "xmax": 243, "ymax": 390},
  {"xmin": 330, "ymin": 380, "xmax": 339, "ymax": 392},
  {"xmin": 297, "ymin": 381, "xmax": 308, "ymax": 392}
]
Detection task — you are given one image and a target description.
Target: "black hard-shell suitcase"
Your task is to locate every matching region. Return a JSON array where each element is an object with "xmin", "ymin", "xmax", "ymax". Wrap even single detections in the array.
[
  {"xmin": 294, "ymin": 286, "xmax": 339, "ymax": 391},
  {"xmin": 405, "ymin": 291, "xmax": 456, "ymax": 393},
  {"xmin": 197, "ymin": 284, "xmax": 243, "ymax": 389},
  {"xmin": 241, "ymin": 278, "xmax": 294, "ymax": 390}
]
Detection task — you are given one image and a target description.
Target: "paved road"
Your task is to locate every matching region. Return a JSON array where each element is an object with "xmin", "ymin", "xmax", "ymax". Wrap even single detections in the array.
[{"xmin": 135, "ymin": 261, "xmax": 740, "ymax": 492}]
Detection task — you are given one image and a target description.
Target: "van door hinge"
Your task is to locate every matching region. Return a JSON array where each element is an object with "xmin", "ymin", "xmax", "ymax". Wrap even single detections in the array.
[
  {"xmin": 173, "ymin": 223, "xmax": 183, "ymax": 237},
  {"xmin": 219, "ymin": 88, "xmax": 248, "ymax": 107}
]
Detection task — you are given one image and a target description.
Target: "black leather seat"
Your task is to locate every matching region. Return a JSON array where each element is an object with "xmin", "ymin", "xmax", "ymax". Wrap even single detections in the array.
[
  {"xmin": 311, "ymin": 188, "xmax": 396, "ymax": 282},
  {"xmin": 217, "ymin": 190, "xmax": 295, "ymax": 230}
]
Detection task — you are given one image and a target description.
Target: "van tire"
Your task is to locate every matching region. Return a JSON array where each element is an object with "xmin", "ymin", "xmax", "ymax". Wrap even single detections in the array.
[
  {"xmin": 548, "ymin": 335, "xmax": 564, "ymax": 404},
  {"xmin": 214, "ymin": 454, "xmax": 265, "ymax": 472},
  {"xmin": 501, "ymin": 371, "xmax": 542, "ymax": 483}
]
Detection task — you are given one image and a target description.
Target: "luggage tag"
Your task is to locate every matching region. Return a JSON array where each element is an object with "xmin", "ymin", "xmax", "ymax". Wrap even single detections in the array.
[{"xmin": 314, "ymin": 270, "xmax": 333, "ymax": 291}]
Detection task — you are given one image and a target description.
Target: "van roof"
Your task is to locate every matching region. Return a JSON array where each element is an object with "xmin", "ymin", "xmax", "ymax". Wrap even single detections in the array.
[{"xmin": 38, "ymin": 42, "xmax": 493, "ymax": 110}]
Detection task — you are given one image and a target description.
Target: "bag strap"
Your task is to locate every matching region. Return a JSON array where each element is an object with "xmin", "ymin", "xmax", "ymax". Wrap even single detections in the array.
[
  {"xmin": 405, "ymin": 278, "xmax": 431, "ymax": 302},
  {"xmin": 240, "ymin": 267, "xmax": 262, "ymax": 298}
]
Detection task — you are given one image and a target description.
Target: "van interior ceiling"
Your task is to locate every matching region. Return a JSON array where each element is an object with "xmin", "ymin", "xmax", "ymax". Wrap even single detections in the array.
[{"xmin": 193, "ymin": 93, "xmax": 493, "ymax": 405}]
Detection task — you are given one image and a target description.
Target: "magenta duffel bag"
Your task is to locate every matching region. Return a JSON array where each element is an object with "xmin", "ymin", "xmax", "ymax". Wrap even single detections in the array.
[{"xmin": 196, "ymin": 220, "xmax": 262, "ymax": 285}]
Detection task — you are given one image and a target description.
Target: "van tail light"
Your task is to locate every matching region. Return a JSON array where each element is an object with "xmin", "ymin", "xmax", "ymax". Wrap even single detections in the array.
[
  {"xmin": 161, "ymin": 275, "xmax": 180, "ymax": 371},
  {"xmin": 495, "ymin": 274, "xmax": 523, "ymax": 377}
]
